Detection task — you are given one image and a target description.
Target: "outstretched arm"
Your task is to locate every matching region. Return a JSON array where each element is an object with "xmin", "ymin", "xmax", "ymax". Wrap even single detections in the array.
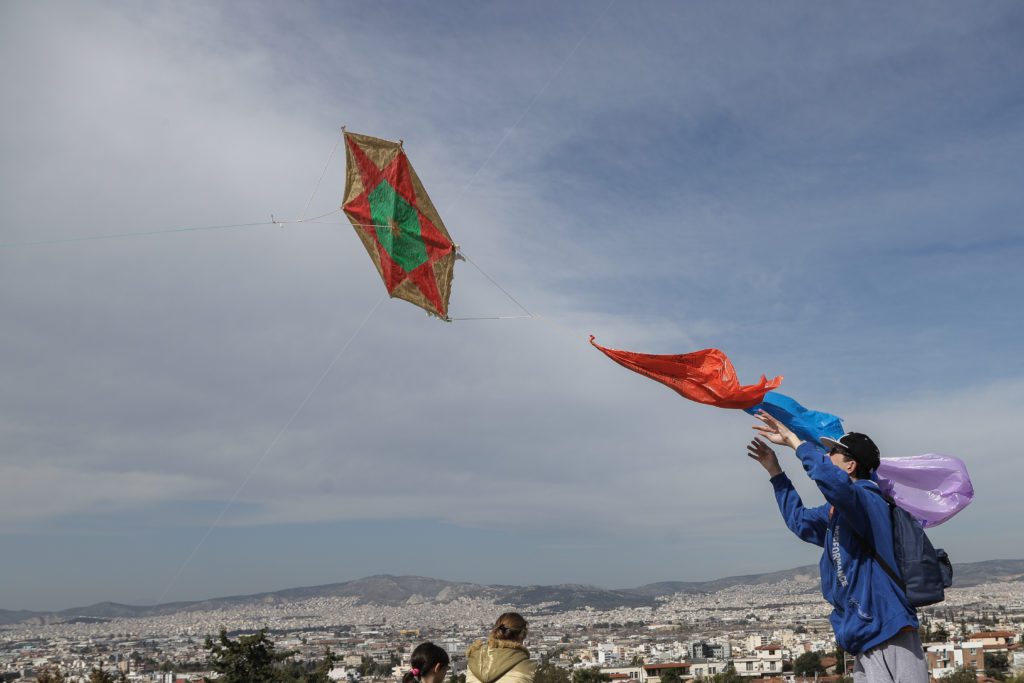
[
  {"xmin": 748, "ymin": 438, "xmax": 828, "ymax": 547},
  {"xmin": 751, "ymin": 412, "xmax": 871, "ymax": 538},
  {"xmin": 794, "ymin": 444, "xmax": 874, "ymax": 539}
]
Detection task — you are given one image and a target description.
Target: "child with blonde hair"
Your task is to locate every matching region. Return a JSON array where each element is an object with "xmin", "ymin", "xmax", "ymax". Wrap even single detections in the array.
[{"xmin": 466, "ymin": 612, "xmax": 536, "ymax": 683}]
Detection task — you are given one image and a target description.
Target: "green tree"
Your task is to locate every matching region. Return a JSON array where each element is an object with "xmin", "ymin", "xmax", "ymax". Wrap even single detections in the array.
[
  {"xmin": 448, "ymin": 673, "xmax": 467, "ymax": 683},
  {"xmin": 204, "ymin": 628, "xmax": 294, "ymax": 683},
  {"xmin": 711, "ymin": 666, "xmax": 743, "ymax": 683},
  {"xmin": 358, "ymin": 655, "xmax": 380, "ymax": 677},
  {"xmin": 275, "ymin": 659, "xmax": 310, "ymax": 683},
  {"xmin": 572, "ymin": 667, "xmax": 610, "ymax": 683},
  {"xmin": 793, "ymin": 652, "xmax": 826, "ymax": 677},
  {"xmin": 933, "ymin": 625, "xmax": 951, "ymax": 642},
  {"xmin": 986, "ymin": 653, "xmax": 1009, "ymax": 671},
  {"xmin": 833, "ymin": 648, "xmax": 849, "ymax": 674},
  {"xmin": 36, "ymin": 667, "xmax": 66, "ymax": 683},
  {"xmin": 985, "ymin": 652, "xmax": 1009, "ymax": 681},
  {"xmin": 660, "ymin": 670, "xmax": 683, "ymax": 683},
  {"xmin": 308, "ymin": 647, "xmax": 338, "ymax": 683},
  {"xmin": 87, "ymin": 666, "xmax": 115, "ymax": 683},
  {"xmin": 942, "ymin": 668, "xmax": 979, "ymax": 683},
  {"xmin": 535, "ymin": 662, "xmax": 571, "ymax": 683}
]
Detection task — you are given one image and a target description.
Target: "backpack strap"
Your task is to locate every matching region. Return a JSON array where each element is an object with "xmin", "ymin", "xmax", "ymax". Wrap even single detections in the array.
[{"xmin": 846, "ymin": 486, "xmax": 907, "ymax": 592}]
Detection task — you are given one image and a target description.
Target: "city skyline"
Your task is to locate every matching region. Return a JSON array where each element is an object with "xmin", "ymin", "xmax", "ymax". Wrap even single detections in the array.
[{"xmin": 3, "ymin": 563, "xmax": 1021, "ymax": 682}]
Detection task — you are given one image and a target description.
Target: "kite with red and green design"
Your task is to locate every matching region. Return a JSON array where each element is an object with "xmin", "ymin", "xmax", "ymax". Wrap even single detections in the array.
[{"xmin": 342, "ymin": 131, "xmax": 457, "ymax": 320}]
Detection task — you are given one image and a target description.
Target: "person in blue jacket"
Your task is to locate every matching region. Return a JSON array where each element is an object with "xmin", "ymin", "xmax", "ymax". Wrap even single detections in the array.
[{"xmin": 747, "ymin": 411, "xmax": 928, "ymax": 683}]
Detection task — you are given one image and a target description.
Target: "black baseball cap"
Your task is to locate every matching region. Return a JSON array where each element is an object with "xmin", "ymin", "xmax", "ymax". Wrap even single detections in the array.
[{"xmin": 820, "ymin": 432, "xmax": 881, "ymax": 472}]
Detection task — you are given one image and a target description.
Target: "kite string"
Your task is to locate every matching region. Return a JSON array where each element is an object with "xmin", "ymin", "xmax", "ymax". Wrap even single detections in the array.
[
  {"xmin": 300, "ymin": 129, "xmax": 344, "ymax": 221},
  {"xmin": 156, "ymin": 131, "xmax": 371, "ymax": 601},
  {"xmin": 276, "ymin": 208, "xmax": 342, "ymax": 224},
  {"xmin": 0, "ymin": 210, "xmax": 343, "ymax": 249},
  {"xmin": 448, "ymin": 0, "xmax": 616, "ymax": 205},
  {"xmin": 2, "ymin": 125, "xmax": 346, "ymax": 250},
  {"xmin": 0, "ymin": 221, "xmax": 277, "ymax": 249},
  {"xmin": 454, "ymin": 248, "xmax": 534, "ymax": 319},
  {"xmin": 157, "ymin": 292, "xmax": 388, "ymax": 602},
  {"xmin": 448, "ymin": 315, "xmax": 533, "ymax": 321}
]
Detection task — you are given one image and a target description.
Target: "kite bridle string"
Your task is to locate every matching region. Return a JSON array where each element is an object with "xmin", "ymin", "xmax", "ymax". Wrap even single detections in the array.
[
  {"xmin": 447, "ymin": 0, "xmax": 616, "ymax": 207},
  {"xmin": 300, "ymin": 129, "xmax": 344, "ymax": 221}
]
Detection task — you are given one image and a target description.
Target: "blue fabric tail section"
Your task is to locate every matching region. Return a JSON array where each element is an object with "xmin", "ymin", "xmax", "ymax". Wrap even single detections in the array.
[{"xmin": 745, "ymin": 391, "xmax": 845, "ymax": 444}]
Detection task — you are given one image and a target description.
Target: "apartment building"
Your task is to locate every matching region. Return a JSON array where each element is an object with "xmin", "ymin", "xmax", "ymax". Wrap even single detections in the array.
[
  {"xmin": 754, "ymin": 645, "xmax": 787, "ymax": 669},
  {"xmin": 689, "ymin": 659, "xmax": 729, "ymax": 678},
  {"xmin": 643, "ymin": 662, "xmax": 693, "ymax": 683},
  {"xmin": 925, "ymin": 641, "xmax": 985, "ymax": 679}
]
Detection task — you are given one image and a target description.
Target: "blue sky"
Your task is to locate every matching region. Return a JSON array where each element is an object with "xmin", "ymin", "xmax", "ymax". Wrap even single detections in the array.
[{"xmin": 1, "ymin": 1, "xmax": 1023, "ymax": 611}]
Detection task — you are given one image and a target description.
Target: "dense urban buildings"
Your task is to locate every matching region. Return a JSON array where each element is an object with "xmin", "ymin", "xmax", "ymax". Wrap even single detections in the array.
[{"xmin": 3, "ymin": 574, "xmax": 1023, "ymax": 683}]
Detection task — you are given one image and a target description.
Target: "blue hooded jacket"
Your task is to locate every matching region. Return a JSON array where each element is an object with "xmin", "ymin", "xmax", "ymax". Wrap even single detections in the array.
[{"xmin": 771, "ymin": 443, "xmax": 918, "ymax": 654}]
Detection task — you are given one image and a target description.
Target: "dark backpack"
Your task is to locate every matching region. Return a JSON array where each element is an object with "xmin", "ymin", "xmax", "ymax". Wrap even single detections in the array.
[{"xmin": 853, "ymin": 486, "xmax": 954, "ymax": 608}]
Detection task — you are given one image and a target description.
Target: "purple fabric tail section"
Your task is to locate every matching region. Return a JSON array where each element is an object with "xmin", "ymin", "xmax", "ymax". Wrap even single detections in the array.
[{"xmin": 875, "ymin": 454, "xmax": 975, "ymax": 527}]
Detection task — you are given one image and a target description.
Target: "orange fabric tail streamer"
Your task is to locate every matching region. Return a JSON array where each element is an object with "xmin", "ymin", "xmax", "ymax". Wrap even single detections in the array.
[{"xmin": 589, "ymin": 336, "xmax": 782, "ymax": 410}]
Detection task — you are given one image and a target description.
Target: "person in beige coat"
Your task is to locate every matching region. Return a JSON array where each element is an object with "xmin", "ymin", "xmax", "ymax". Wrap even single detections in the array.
[{"xmin": 466, "ymin": 613, "xmax": 537, "ymax": 683}]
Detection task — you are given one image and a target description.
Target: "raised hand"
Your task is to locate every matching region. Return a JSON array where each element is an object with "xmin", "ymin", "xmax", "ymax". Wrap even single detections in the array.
[
  {"xmin": 752, "ymin": 410, "xmax": 802, "ymax": 449},
  {"xmin": 747, "ymin": 438, "xmax": 783, "ymax": 477}
]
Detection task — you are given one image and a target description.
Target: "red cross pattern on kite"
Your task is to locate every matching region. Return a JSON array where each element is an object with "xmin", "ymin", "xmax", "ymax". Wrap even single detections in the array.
[{"xmin": 342, "ymin": 131, "xmax": 456, "ymax": 320}]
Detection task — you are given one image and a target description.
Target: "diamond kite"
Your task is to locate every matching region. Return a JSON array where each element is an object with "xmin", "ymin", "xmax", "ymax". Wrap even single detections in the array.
[{"xmin": 342, "ymin": 131, "xmax": 456, "ymax": 319}]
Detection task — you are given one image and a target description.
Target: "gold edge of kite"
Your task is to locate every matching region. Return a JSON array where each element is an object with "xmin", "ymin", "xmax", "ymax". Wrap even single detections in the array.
[
  {"xmin": 342, "ymin": 142, "xmax": 364, "ymax": 206},
  {"xmin": 432, "ymin": 252, "xmax": 456, "ymax": 317},
  {"xmin": 408, "ymin": 167, "xmax": 453, "ymax": 242},
  {"xmin": 349, "ymin": 131, "xmax": 402, "ymax": 177},
  {"xmin": 390, "ymin": 280, "xmax": 442, "ymax": 319},
  {"xmin": 344, "ymin": 130, "xmax": 403, "ymax": 149}
]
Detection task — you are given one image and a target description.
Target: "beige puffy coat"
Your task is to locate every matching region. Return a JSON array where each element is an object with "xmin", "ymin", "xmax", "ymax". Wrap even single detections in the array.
[{"xmin": 465, "ymin": 638, "xmax": 537, "ymax": 683}]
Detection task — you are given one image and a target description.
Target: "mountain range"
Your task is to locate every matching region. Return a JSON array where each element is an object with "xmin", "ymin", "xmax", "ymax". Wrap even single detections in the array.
[{"xmin": 3, "ymin": 559, "xmax": 1022, "ymax": 626}]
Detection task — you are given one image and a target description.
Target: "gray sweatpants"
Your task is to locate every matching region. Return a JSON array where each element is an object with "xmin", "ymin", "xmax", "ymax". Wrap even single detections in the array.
[{"xmin": 853, "ymin": 629, "xmax": 928, "ymax": 683}]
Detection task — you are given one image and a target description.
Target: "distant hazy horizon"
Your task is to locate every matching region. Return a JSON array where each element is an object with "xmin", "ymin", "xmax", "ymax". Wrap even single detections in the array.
[{"xmin": 6, "ymin": 557, "xmax": 1023, "ymax": 615}]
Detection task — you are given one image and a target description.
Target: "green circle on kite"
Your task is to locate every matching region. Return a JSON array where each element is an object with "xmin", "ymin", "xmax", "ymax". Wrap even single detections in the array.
[{"xmin": 368, "ymin": 180, "xmax": 429, "ymax": 272}]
